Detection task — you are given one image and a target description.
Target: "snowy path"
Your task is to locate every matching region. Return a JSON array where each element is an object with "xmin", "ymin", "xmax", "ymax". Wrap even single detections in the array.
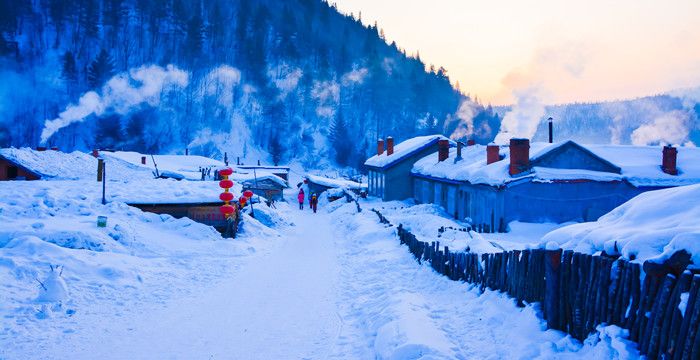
[
  {"xmin": 84, "ymin": 209, "xmax": 343, "ymax": 359},
  {"xmin": 2, "ymin": 199, "xmax": 637, "ymax": 359}
]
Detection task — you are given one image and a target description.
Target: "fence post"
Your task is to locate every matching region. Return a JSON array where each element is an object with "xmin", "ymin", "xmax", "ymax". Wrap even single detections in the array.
[{"xmin": 545, "ymin": 248, "xmax": 563, "ymax": 330}]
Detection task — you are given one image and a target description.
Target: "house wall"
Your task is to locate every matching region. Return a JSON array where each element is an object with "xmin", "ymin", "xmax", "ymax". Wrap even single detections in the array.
[
  {"xmin": 0, "ymin": 158, "xmax": 40, "ymax": 181},
  {"xmin": 243, "ymin": 179, "xmax": 285, "ymax": 201},
  {"xmin": 502, "ymin": 181, "xmax": 640, "ymax": 224},
  {"xmin": 370, "ymin": 144, "xmax": 444, "ymax": 201}
]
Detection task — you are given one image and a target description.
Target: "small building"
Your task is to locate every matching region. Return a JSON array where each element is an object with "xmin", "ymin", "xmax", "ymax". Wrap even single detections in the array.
[
  {"xmin": 238, "ymin": 173, "xmax": 289, "ymax": 201},
  {"xmin": 364, "ymin": 135, "xmax": 454, "ymax": 201},
  {"xmin": 236, "ymin": 165, "xmax": 290, "ymax": 181},
  {"xmin": 0, "ymin": 155, "xmax": 41, "ymax": 180},
  {"xmin": 304, "ymin": 174, "xmax": 365, "ymax": 196},
  {"xmin": 411, "ymin": 139, "xmax": 700, "ymax": 232}
]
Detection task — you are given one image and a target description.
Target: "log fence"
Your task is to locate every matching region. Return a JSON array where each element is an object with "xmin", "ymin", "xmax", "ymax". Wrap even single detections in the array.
[{"xmin": 371, "ymin": 208, "xmax": 700, "ymax": 359}]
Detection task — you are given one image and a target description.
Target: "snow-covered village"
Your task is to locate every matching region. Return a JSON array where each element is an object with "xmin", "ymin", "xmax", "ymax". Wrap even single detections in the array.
[{"xmin": 2, "ymin": 0, "xmax": 700, "ymax": 359}]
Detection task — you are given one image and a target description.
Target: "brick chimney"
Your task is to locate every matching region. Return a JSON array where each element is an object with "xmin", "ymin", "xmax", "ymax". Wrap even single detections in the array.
[
  {"xmin": 50, "ymin": 147, "xmax": 59, "ymax": 151},
  {"xmin": 662, "ymin": 145, "xmax": 678, "ymax": 175},
  {"xmin": 37, "ymin": 147, "xmax": 47, "ymax": 151},
  {"xmin": 438, "ymin": 139, "xmax": 450, "ymax": 162},
  {"xmin": 467, "ymin": 139, "xmax": 476, "ymax": 146},
  {"xmin": 377, "ymin": 138, "xmax": 384, "ymax": 156},
  {"xmin": 454, "ymin": 142, "xmax": 463, "ymax": 163},
  {"xmin": 486, "ymin": 144, "xmax": 500, "ymax": 164},
  {"xmin": 92, "ymin": 149, "xmax": 99, "ymax": 158},
  {"xmin": 141, "ymin": 156, "xmax": 147, "ymax": 165},
  {"xmin": 386, "ymin": 136, "xmax": 394, "ymax": 155},
  {"xmin": 509, "ymin": 138, "xmax": 530, "ymax": 176}
]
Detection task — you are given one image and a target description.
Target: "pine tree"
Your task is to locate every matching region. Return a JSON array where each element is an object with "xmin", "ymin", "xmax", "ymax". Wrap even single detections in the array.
[
  {"xmin": 329, "ymin": 111, "xmax": 351, "ymax": 166},
  {"xmin": 79, "ymin": 0, "xmax": 100, "ymax": 39},
  {"xmin": 61, "ymin": 51, "xmax": 78, "ymax": 93},
  {"xmin": 87, "ymin": 49, "xmax": 115, "ymax": 89}
]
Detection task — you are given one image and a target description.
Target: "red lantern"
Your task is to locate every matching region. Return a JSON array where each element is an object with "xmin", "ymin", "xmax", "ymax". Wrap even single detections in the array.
[
  {"xmin": 243, "ymin": 190, "xmax": 254, "ymax": 198},
  {"xmin": 219, "ymin": 192, "xmax": 234, "ymax": 202},
  {"xmin": 239, "ymin": 196, "xmax": 247, "ymax": 205},
  {"xmin": 219, "ymin": 168, "xmax": 233, "ymax": 176},
  {"xmin": 219, "ymin": 179, "xmax": 234, "ymax": 189},
  {"xmin": 219, "ymin": 205, "xmax": 235, "ymax": 215}
]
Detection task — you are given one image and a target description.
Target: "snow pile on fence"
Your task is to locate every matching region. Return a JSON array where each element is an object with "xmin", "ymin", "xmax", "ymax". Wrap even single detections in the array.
[
  {"xmin": 0, "ymin": 147, "xmax": 152, "ymax": 180},
  {"xmin": 541, "ymin": 183, "xmax": 700, "ymax": 265}
]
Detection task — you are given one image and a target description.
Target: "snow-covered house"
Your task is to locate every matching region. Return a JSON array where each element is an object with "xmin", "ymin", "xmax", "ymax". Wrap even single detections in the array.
[
  {"xmin": 364, "ymin": 135, "xmax": 454, "ymax": 201},
  {"xmin": 411, "ymin": 139, "xmax": 700, "ymax": 232},
  {"xmin": 237, "ymin": 172, "xmax": 289, "ymax": 201},
  {"xmin": 236, "ymin": 165, "xmax": 290, "ymax": 181},
  {"xmin": 304, "ymin": 174, "xmax": 365, "ymax": 196}
]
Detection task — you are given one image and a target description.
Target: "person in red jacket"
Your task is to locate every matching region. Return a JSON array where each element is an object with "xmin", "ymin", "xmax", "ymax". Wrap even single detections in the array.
[
  {"xmin": 297, "ymin": 188, "xmax": 305, "ymax": 210},
  {"xmin": 310, "ymin": 193, "xmax": 318, "ymax": 213}
]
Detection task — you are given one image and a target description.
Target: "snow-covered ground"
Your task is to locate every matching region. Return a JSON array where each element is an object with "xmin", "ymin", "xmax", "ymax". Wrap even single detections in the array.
[
  {"xmin": 0, "ymin": 175, "xmax": 639, "ymax": 358},
  {"xmin": 369, "ymin": 200, "xmax": 571, "ymax": 254}
]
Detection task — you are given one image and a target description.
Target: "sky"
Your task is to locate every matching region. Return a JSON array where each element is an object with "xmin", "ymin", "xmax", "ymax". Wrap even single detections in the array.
[{"xmin": 333, "ymin": 0, "xmax": 700, "ymax": 106}]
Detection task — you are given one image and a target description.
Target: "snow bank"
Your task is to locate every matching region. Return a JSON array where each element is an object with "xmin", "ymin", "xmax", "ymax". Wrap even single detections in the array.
[
  {"xmin": 541, "ymin": 184, "xmax": 700, "ymax": 265},
  {"xmin": 306, "ymin": 174, "xmax": 365, "ymax": 190},
  {"xmin": 331, "ymin": 200, "xmax": 639, "ymax": 359}
]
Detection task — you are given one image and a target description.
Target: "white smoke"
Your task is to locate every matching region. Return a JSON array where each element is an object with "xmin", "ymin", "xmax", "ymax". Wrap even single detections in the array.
[
  {"xmin": 205, "ymin": 65, "xmax": 241, "ymax": 106},
  {"xmin": 494, "ymin": 86, "xmax": 546, "ymax": 144},
  {"xmin": 41, "ymin": 64, "xmax": 189, "ymax": 143},
  {"xmin": 341, "ymin": 68, "xmax": 368, "ymax": 86},
  {"xmin": 311, "ymin": 80, "xmax": 340, "ymax": 118},
  {"xmin": 449, "ymin": 98, "xmax": 479, "ymax": 140},
  {"xmin": 631, "ymin": 110, "xmax": 692, "ymax": 146},
  {"xmin": 268, "ymin": 65, "xmax": 303, "ymax": 100}
]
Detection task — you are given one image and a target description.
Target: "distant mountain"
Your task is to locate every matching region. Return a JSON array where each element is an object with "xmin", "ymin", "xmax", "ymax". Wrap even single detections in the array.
[
  {"xmin": 494, "ymin": 91, "xmax": 700, "ymax": 146},
  {"xmin": 0, "ymin": 0, "xmax": 499, "ymax": 169}
]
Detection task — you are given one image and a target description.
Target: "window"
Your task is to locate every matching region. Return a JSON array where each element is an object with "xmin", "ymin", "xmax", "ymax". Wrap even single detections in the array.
[{"xmin": 7, "ymin": 166, "xmax": 18, "ymax": 179}]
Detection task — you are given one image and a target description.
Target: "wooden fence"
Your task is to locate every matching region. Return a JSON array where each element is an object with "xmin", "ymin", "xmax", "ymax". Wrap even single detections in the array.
[{"xmin": 371, "ymin": 208, "xmax": 700, "ymax": 360}]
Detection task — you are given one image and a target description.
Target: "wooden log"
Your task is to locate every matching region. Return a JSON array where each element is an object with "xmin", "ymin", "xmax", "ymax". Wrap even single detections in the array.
[
  {"xmin": 544, "ymin": 249, "xmax": 563, "ymax": 330},
  {"xmin": 573, "ymin": 253, "xmax": 588, "ymax": 340},
  {"xmin": 676, "ymin": 275, "xmax": 700, "ymax": 360},
  {"xmin": 608, "ymin": 259, "xmax": 623, "ymax": 324},
  {"xmin": 660, "ymin": 271, "xmax": 692, "ymax": 360},
  {"xmin": 646, "ymin": 274, "xmax": 676, "ymax": 357},
  {"xmin": 560, "ymin": 250, "xmax": 573, "ymax": 333},
  {"xmin": 626, "ymin": 263, "xmax": 642, "ymax": 331},
  {"xmin": 639, "ymin": 273, "xmax": 663, "ymax": 347},
  {"xmin": 612, "ymin": 260, "xmax": 627, "ymax": 325}
]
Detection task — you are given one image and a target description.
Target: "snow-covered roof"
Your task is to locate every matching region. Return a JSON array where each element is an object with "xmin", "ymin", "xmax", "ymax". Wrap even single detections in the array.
[
  {"xmin": 411, "ymin": 141, "xmax": 700, "ymax": 188},
  {"xmin": 540, "ymin": 183, "xmax": 700, "ymax": 265},
  {"xmin": 236, "ymin": 165, "xmax": 290, "ymax": 174},
  {"xmin": 305, "ymin": 174, "xmax": 365, "ymax": 190},
  {"xmin": 364, "ymin": 135, "xmax": 453, "ymax": 169},
  {"xmin": 104, "ymin": 151, "xmax": 225, "ymax": 180},
  {"xmin": 0, "ymin": 147, "xmax": 153, "ymax": 181},
  {"xmin": 234, "ymin": 171, "xmax": 289, "ymax": 188}
]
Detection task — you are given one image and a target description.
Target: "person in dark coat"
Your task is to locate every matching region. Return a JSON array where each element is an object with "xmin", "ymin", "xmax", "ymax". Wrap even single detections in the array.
[
  {"xmin": 310, "ymin": 193, "xmax": 318, "ymax": 213},
  {"xmin": 297, "ymin": 188, "xmax": 305, "ymax": 210}
]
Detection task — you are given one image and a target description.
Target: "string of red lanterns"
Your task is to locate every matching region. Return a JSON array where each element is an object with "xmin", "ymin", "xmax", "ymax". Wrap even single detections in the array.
[{"xmin": 218, "ymin": 168, "xmax": 255, "ymax": 219}]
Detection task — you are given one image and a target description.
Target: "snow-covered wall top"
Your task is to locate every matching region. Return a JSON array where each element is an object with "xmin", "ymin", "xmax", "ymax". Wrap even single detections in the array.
[
  {"xmin": 364, "ymin": 135, "xmax": 452, "ymax": 169},
  {"xmin": 540, "ymin": 183, "xmax": 700, "ymax": 265},
  {"xmin": 411, "ymin": 141, "xmax": 700, "ymax": 188}
]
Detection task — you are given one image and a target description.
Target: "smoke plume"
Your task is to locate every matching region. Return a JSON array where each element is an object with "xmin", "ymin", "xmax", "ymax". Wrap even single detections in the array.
[
  {"xmin": 449, "ymin": 98, "xmax": 479, "ymax": 140},
  {"xmin": 631, "ymin": 110, "xmax": 693, "ymax": 146},
  {"xmin": 494, "ymin": 86, "xmax": 546, "ymax": 144},
  {"xmin": 40, "ymin": 65, "xmax": 189, "ymax": 143}
]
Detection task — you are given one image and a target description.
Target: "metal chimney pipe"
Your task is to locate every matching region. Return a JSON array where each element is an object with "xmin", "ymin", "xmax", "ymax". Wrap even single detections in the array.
[{"xmin": 548, "ymin": 117, "xmax": 553, "ymax": 143}]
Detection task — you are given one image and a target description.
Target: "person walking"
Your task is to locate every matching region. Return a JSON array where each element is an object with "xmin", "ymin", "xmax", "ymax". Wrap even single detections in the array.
[
  {"xmin": 297, "ymin": 188, "xmax": 305, "ymax": 210},
  {"xmin": 310, "ymin": 193, "xmax": 318, "ymax": 213}
]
